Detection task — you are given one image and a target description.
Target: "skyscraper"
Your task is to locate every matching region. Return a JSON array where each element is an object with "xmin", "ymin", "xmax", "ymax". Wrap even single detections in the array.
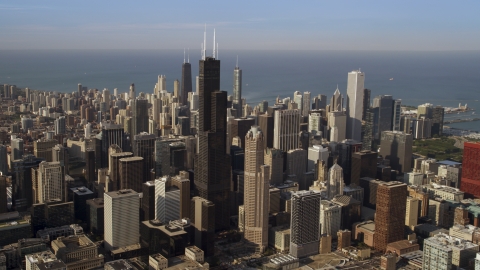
[
  {"xmin": 11, "ymin": 135, "xmax": 24, "ymax": 160},
  {"xmin": 54, "ymin": 116, "xmax": 66, "ymax": 135},
  {"xmin": 104, "ymin": 189, "xmax": 139, "ymax": 251},
  {"xmin": 243, "ymin": 126, "xmax": 270, "ymax": 252},
  {"xmin": 0, "ymin": 145, "xmax": 7, "ymax": 175},
  {"xmin": 290, "ymin": 190, "xmax": 321, "ymax": 258},
  {"xmin": 346, "ymin": 70, "xmax": 365, "ymax": 141},
  {"xmin": 330, "ymin": 86, "xmax": 343, "ymax": 112},
  {"xmin": 303, "ymin": 91, "xmax": 311, "ymax": 116},
  {"xmin": 33, "ymin": 161, "xmax": 64, "ymax": 204},
  {"xmin": 133, "ymin": 132, "xmax": 156, "ymax": 181},
  {"xmin": 101, "ymin": 122, "xmax": 127, "ymax": 168},
  {"xmin": 133, "ymin": 98, "xmax": 149, "ymax": 136},
  {"xmin": 373, "ymin": 181, "xmax": 407, "ymax": 252},
  {"xmin": 232, "ymin": 58, "xmax": 242, "ymax": 116},
  {"xmin": 379, "ymin": 131, "xmax": 413, "ymax": 173},
  {"xmin": 362, "ymin": 88, "xmax": 371, "ymax": 121},
  {"xmin": 191, "ymin": 196, "xmax": 215, "ymax": 257},
  {"xmin": 460, "ymin": 142, "xmax": 480, "ymax": 198},
  {"xmin": 372, "ymin": 95, "xmax": 393, "ymax": 141},
  {"xmin": 264, "ymin": 148, "xmax": 284, "ymax": 186},
  {"xmin": 327, "ymin": 163, "xmax": 344, "ymax": 200},
  {"xmin": 119, "ymin": 156, "xmax": 144, "ymax": 192},
  {"xmin": 273, "ymin": 109, "xmax": 301, "ymax": 152},
  {"xmin": 129, "ymin": 83, "xmax": 135, "ymax": 100},
  {"xmin": 194, "ymin": 41, "xmax": 231, "ymax": 230},
  {"xmin": 181, "ymin": 53, "xmax": 192, "ymax": 106},
  {"xmin": 392, "ymin": 99, "xmax": 402, "ymax": 131}
]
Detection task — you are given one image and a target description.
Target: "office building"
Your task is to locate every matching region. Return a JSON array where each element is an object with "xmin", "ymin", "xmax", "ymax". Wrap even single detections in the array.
[
  {"xmin": 194, "ymin": 53, "xmax": 231, "ymax": 231},
  {"xmin": 31, "ymin": 200, "xmax": 75, "ymax": 234},
  {"xmin": 243, "ymin": 126, "xmax": 270, "ymax": 252},
  {"xmin": 231, "ymin": 117, "xmax": 255, "ymax": 148},
  {"xmin": 265, "ymin": 148, "xmax": 284, "ymax": 186},
  {"xmin": 372, "ymin": 95, "xmax": 393, "ymax": 141},
  {"xmin": 26, "ymin": 251, "xmax": 61, "ymax": 270},
  {"xmin": 104, "ymin": 189, "xmax": 139, "ymax": 251},
  {"xmin": 181, "ymin": 55, "xmax": 192, "ymax": 105},
  {"xmin": 154, "ymin": 176, "xmax": 180, "ymax": 223},
  {"xmin": 286, "ymin": 148, "xmax": 307, "ymax": 190},
  {"xmin": 274, "ymin": 109, "xmax": 301, "ymax": 152},
  {"xmin": 11, "ymin": 136, "xmax": 24, "ymax": 160},
  {"xmin": 119, "ymin": 156, "xmax": 144, "ymax": 192},
  {"xmin": 346, "ymin": 70, "xmax": 365, "ymax": 141},
  {"xmin": 460, "ymin": 142, "xmax": 480, "ymax": 198},
  {"xmin": 51, "ymin": 235, "xmax": 104, "ymax": 270},
  {"xmin": 337, "ymin": 230, "xmax": 351, "ymax": 250},
  {"xmin": 320, "ymin": 200, "xmax": 341, "ymax": 237},
  {"xmin": 54, "ymin": 116, "xmax": 66, "ymax": 135},
  {"xmin": 86, "ymin": 198, "xmax": 104, "ymax": 234},
  {"xmin": 11, "ymin": 155, "xmax": 44, "ymax": 210},
  {"xmin": 101, "ymin": 122, "xmax": 127, "ymax": 168},
  {"xmin": 258, "ymin": 112, "xmax": 274, "ymax": 149},
  {"xmin": 133, "ymin": 132, "xmax": 155, "ymax": 181},
  {"xmin": 392, "ymin": 99, "xmax": 402, "ymax": 131},
  {"xmin": 303, "ymin": 91, "xmax": 311, "ymax": 116},
  {"xmin": 307, "ymin": 145, "xmax": 329, "ymax": 172},
  {"xmin": 374, "ymin": 181, "xmax": 407, "ymax": 251},
  {"xmin": 330, "ymin": 87, "xmax": 343, "ymax": 112},
  {"xmin": 327, "ymin": 163, "xmax": 344, "ymax": 200},
  {"xmin": 362, "ymin": 89, "xmax": 371, "ymax": 120},
  {"xmin": 351, "ymin": 150, "xmax": 378, "ymax": 186},
  {"xmin": 34, "ymin": 139, "xmax": 57, "ymax": 162},
  {"xmin": 0, "ymin": 145, "xmax": 7, "ymax": 175},
  {"xmin": 172, "ymin": 175, "xmax": 190, "ymax": 219},
  {"xmin": 405, "ymin": 196, "xmax": 420, "ymax": 228},
  {"xmin": 308, "ymin": 112, "xmax": 323, "ymax": 136},
  {"xmin": 133, "ymin": 98, "xmax": 149, "ymax": 136},
  {"xmin": 328, "ymin": 111, "xmax": 347, "ymax": 142},
  {"xmin": 190, "ymin": 196, "xmax": 215, "ymax": 257},
  {"xmin": 290, "ymin": 190, "xmax": 321, "ymax": 258},
  {"xmin": 33, "ymin": 161, "xmax": 64, "ymax": 204},
  {"xmin": 423, "ymin": 233, "xmax": 478, "ymax": 270},
  {"xmin": 379, "ymin": 131, "xmax": 413, "ymax": 173}
]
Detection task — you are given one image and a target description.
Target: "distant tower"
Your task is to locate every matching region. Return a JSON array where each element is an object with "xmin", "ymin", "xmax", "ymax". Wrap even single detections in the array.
[
  {"xmin": 181, "ymin": 49, "xmax": 192, "ymax": 106},
  {"xmin": 372, "ymin": 95, "xmax": 393, "ymax": 141},
  {"xmin": 103, "ymin": 88, "xmax": 111, "ymax": 108},
  {"xmin": 233, "ymin": 56, "xmax": 242, "ymax": 116},
  {"xmin": 330, "ymin": 86, "xmax": 343, "ymax": 112},
  {"xmin": 129, "ymin": 83, "xmax": 135, "ymax": 100},
  {"xmin": 243, "ymin": 126, "xmax": 270, "ymax": 252},
  {"xmin": 379, "ymin": 131, "xmax": 413, "ymax": 173},
  {"xmin": 328, "ymin": 163, "xmax": 344, "ymax": 200},
  {"xmin": 293, "ymin": 91, "xmax": 303, "ymax": 112},
  {"xmin": 303, "ymin": 91, "xmax": 311, "ymax": 116},
  {"xmin": 54, "ymin": 116, "xmax": 65, "ymax": 135},
  {"xmin": 346, "ymin": 70, "xmax": 365, "ymax": 141}
]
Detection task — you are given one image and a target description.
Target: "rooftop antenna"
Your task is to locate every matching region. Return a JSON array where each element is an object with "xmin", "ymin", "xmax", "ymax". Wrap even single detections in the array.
[
  {"xmin": 236, "ymin": 55, "xmax": 238, "ymax": 68},
  {"xmin": 203, "ymin": 24, "xmax": 207, "ymax": 60},
  {"xmin": 184, "ymin": 48, "xmax": 186, "ymax": 64},
  {"xmin": 216, "ymin": 43, "xmax": 218, "ymax": 59},
  {"xmin": 187, "ymin": 48, "xmax": 190, "ymax": 63},
  {"xmin": 213, "ymin": 28, "xmax": 216, "ymax": 59}
]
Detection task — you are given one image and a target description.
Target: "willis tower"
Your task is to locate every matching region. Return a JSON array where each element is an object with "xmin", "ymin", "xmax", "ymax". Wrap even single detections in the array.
[{"xmin": 194, "ymin": 29, "xmax": 231, "ymax": 231}]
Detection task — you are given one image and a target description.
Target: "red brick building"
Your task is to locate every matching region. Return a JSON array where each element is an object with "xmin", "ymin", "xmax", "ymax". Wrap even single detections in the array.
[{"xmin": 460, "ymin": 142, "xmax": 480, "ymax": 198}]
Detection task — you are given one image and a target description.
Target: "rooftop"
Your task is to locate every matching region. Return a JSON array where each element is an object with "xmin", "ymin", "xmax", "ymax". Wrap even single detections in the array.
[
  {"xmin": 425, "ymin": 233, "xmax": 478, "ymax": 250},
  {"xmin": 105, "ymin": 189, "xmax": 138, "ymax": 198}
]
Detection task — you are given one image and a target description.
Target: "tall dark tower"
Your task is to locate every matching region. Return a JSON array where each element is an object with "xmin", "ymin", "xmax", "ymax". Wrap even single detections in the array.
[
  {"xmin": 232, "ymin": 56, "xmax": 242, "ymax": 117},
  {"xmin": 194, "ymin": 29, "xmax": 231, "ymax": 231},
  {"xmin": 181, "ymin": 49, "xmax": 192, "ymax": 106}
]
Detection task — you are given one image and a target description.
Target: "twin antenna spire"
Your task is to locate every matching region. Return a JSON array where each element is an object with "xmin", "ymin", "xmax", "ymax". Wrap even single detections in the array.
[
  {"xmin": 201, "ymin": 24, "xmax": 218, "ymax": 60},
  {"xmin": 183, "ymin": 48, "xmax": 190, "ymax": 64}
]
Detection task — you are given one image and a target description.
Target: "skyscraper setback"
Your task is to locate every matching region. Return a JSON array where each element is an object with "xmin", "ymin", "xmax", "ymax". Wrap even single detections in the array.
[{"xmin": 194, "ymin": 32, "xmax": 231, "ymax": 231}]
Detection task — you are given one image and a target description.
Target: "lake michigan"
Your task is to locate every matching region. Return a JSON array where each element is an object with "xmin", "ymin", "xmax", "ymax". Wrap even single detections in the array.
[{"xmin": 1, "ymin": 49, "xmax": 479, "ymax": 131}]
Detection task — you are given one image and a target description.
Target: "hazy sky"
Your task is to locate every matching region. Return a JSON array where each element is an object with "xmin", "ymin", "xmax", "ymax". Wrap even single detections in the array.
[{"xmin": 1, "ymin": 1, "xmax": 479, "ymax": 50}]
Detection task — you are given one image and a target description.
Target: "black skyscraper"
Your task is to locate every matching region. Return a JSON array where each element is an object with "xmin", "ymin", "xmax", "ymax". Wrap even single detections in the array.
[
  {"xmin": 194, "ymin": 57, "xmax": 231, "ymax": 231},
  {"xmin": 181, "ymin": 60, "xmax": 192, "ymax": 106}
]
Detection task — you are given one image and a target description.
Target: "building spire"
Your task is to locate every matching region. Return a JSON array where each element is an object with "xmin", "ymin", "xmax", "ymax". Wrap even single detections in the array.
[
  {"xmin": 184, "ymin": 48, "xmax": 186, "ymax": 63},
  {"xmin": 236, "ymin": 55, "xmax": 238, "ymax": 68},
  {"xmin": 213, "ymin": 28, "xmax": 216, "ymax": 59},
  {"xmin": 202, "ymin": 24, "xmax": 206, "ymax": 60},
  {"xmin": 187, "ymin": 48, "xmax": 190, "ymax": 63}
]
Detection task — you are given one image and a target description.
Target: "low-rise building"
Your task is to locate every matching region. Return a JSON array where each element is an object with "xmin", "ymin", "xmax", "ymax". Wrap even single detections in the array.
[
  {"xmin": 353, "ymin": 221, "xmax": 375, "ymax": 247},
  {"xmin": 424, "ymin": 184, "xmax": 464, "ymax": 202},
  {"xmin": 422, "ymin": 233, "xmax": 479, "ymax": 270},
  {"xmin": 149, "ymin": 253, "xmax": 168, "ymax": 270},
  {"xmin": 386, "ymin": 240, "xmax": 420, "ymax": 255},
  {"xmin": 185, "ymin": 246, "xmax": 204, "ymax": 263},
  {"xmin": 51, "ymin": 235, "xmax": 104, "ymax": 270},
  {"xmin": 268, "ymin": 225, "xmax": 290, "ymax": 253}
]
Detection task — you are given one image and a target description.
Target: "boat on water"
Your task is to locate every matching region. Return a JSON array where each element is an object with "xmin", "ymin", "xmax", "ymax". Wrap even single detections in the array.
[{"xmin": 389, "ymin": 78, "xmax": 394, "ymax": 81}]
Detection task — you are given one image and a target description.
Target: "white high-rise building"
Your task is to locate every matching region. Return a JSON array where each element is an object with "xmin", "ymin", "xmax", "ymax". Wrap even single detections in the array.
[
  {"xmin": 104, "ymin": 189, "xmax": 139, "ymax": 251},
  {"xmin": 274, "ymin": 109, "xmax": 301, "ymax": 152},
  {"xmin": 328, "ymin": 111, "xmax": 346, "ymax": 142},
  {"xmin": 327, "ymin": 163, "xmax": 344, "ymax": 200},
  {"xmin": 293, "ymin": 91, "xmax": 303, "ymax": 112},
  {"xmin": 346, "ymin": 70, "xmax": 365, "ymax": 141},
  {"xmin": 320, "ymin": 200, "xmax": 342, "ymax": 237},
  {"xmin": 54, "ymin": 116, "xmax": 65, "ymax": 135},
  {"xmin": 34, "ymin": 161, "xmax": 64, "ymax": 203},
  {"xmin": 308, "ymin": 112, "xmax": 322, "ymax": 135},
  {"xmin": 307, "ymin": 145, "xmax": 329, "ymax": 172},
  {"xmin": 103, "ymin": 88, "xmax": 110, "ymax": 108},
  {"xmin": 154, "ymin": 176, "xmax": 180, "ymax": 223}
]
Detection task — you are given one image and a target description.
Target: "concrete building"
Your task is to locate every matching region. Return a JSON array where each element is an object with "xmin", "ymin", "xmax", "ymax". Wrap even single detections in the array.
[
  {"xmin": 374, "ymin": 181, "xmax": 408, "ymax": 252},
  {"xmin": 319, "ymin": 234, "xmax": 332, "ymax": 254},
  {"xmin": 327, "ymin": 163, "xmax": 344, "ymax": 200},
  {"xmin": 337, "ymin": 230, "xmax": 351, "ymax": 250},
  {"xmin": 379, "ymin": 131, "xmax": 413, "ymax": 173},
  {"xmin": 51, "ymin": 235, "xmax": 104, "ymax": 270},
  {"xmin": 353, "ymin": 221, "xmax": 375, "ymax": 247},
  {"xmin": 149, "ymin": 253, "xmax": 168, "ymax": 270},
  {"xmin": 425, "ymin": 184, "xmax": 464, "ymax": 202},
  {"xmin": 155, "ymin": 177, "xmax": 181, "ymax": 223},
  {"xmin": 328, "ymin": 111, "xmax": 346, "ymax": 142},
  {"xmin": 290, "ymin": 190, "xmax": 321, "ymax": 258},
  {"xmin": 307, "ymin": 145, "xmax": 329, "ymax": 172},
  {"xmin": 273, "ymin": 109, "xmax": 301, "ymax": 152},
  {"xmin": 461, "ymin": 142, "xmax": 480, "ymax": 198},
  {"xmin": 119, "ymin": 156, "xmax": 144, "ymax": 192},
  {"xmin": 190, "ymin": 196, "xmax": 215, "ymax": 257},
  {"xmin": 405, "ymin": 196, "xmax": 420, "ymax": 228},
  {"xmin": 104, "ymin": 189, "xmax": 139, "ymax": 251},
  {"xmin": 320, "ymin": 200, "xmax": 341, "ymax": 238},
  {"xmin": 25, "ymin": 251, "xmax": 60, "ymax": 270},
  {"xmin": 346, "ymin": 70, "xmax": 365, "ymax": 141},
  {"xmin": 33, "ymin": 161, "xmax": 63, "ymax": 204},
  {"xmin": 264, "ymin": 148, "xmax": 284, "ymax": 186},
  {"xmin": 423, "ymin": 233, "xmax": 479, "ymax": 270},
  {"xmin": 286, "ymin": 148, "xmax": 307, "ymax": 190},
  {"xmin": 243, "ymin": 127, "xmax": 270, "ymax": 252},
  {"xmin": 268, "ymin": 225, "xmax": 290, "ymax": 253}
]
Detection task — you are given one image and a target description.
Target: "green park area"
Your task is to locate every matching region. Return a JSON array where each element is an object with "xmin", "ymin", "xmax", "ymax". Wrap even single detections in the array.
[{"xmin": 413, "ymin": 136, "xmax": 463, "ymax": 162}]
